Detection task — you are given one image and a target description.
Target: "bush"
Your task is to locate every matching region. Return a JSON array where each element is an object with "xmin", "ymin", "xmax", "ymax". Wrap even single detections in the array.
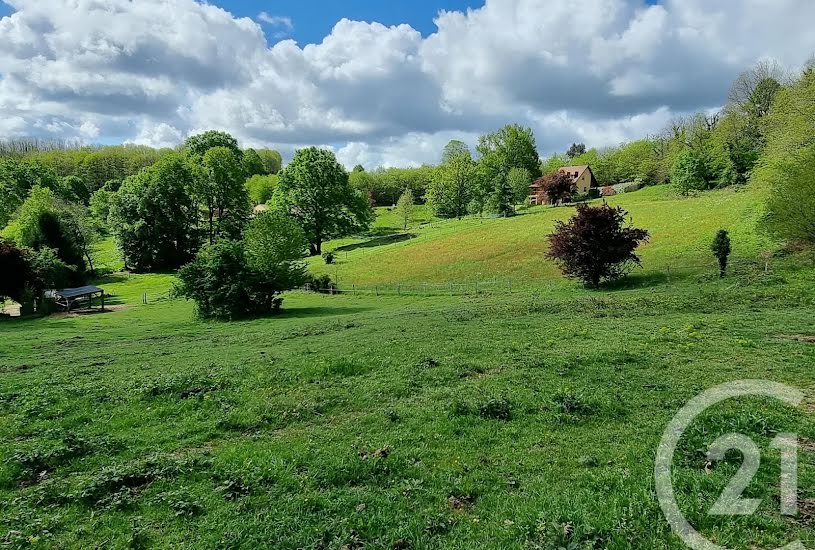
[
  {"xmin": 547, "ymin": 203, "xmax": 649, "ymax": 287},
  {"xmin": 322, "ymin": 251, "xmax": 335, "ymax": 264},
  {"xmin": 304, "ymin": 274, "xmax": 336, "ymax": 292},
  {"xmin": 176, "ymin": 212, "xmax": 307, "ymax": 319}
]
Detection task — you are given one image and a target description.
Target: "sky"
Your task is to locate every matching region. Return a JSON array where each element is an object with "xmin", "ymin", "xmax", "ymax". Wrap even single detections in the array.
[{"xmin": 1, "ymin": 0, "xmax": 813, "ymax": 169}]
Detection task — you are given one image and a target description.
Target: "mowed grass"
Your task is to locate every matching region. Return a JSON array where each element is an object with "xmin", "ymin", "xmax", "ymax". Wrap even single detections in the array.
[
  {"xmin": 1, "ymin": 260, "xmax": 815, "ymax": 548},
  {"xmin": 309, "ymin": 185, "xmax": 773, "ymax": 286}
]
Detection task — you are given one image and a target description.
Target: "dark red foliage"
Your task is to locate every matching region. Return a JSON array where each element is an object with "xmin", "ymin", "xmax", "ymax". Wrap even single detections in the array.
[
  {"xmin": 546, "ymin": 203, "xmax": 649, "ymax": 287},
  {"xmin": 0, "ymin": 238, "xmax": 34, "ymax": 303},
  {"xmin": 540, "ymin": 172, "xmax": 576, "ymax": 205}
]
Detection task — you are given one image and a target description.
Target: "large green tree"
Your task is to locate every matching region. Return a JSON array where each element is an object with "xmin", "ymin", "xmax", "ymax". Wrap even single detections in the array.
[
  {"xmin": 109, "ymin": 154, "xmax": 199, "ymax": 271},
  {"xmin": 476, "ymin": 124, "xmax": 541, "ymax": 215},
  {"xmin": 427, "ymin": 150, "xmax": 476, "ymax": 219},
  {"xmin": 273, "ymin": 147, "xmax": 372, "ymax": 256},
  {"xmin": 198, "ymin": 147, "xmax": 251, "ymax": 243},
  {"xmin": 242, "ymin": 148, "xmax": 266, "ymax": 178},
  {"xmin": 257, "ymin": 149, "xmax": 283, "ymax": 175},
  {"xmin": 184, "ymin": 131, "xmax": 242, "ymax": 159}
]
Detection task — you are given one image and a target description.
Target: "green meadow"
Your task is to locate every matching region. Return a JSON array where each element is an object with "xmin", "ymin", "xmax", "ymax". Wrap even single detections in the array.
[
  {"xmin": 309, "ymin": 185, "xmax": 773, "ymax": 288},
  {"xmin": 2, "ymin": 185, "xmax": 814, "ymax": 549}
]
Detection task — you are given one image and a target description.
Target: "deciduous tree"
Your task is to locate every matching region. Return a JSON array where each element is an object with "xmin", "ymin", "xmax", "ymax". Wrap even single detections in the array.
[
  {"xmin": 273, "ymin": 147, "xmax": 372, "ymax": 256},
  {"xmin": 547, "ymin": 204, "xmax": 649, "ymax": 287}
]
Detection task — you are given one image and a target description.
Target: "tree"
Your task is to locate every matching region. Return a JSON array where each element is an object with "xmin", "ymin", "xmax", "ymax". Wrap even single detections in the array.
[
  {"xmin": 257, "ymin": 149, "xmax": 283, "ymax": 174},
  {"xmin": 199, "ymin": 147, "xmax": 251, "ymax": 243},
  {"xmin": 63, "ymin": 175, "xmax": 90, "ymax": 205},
  {"xmin": 540, "ymin": 172, "xmax": 575, "ymax": 206},
  {"xmin": 273, "ymin": 147, "xmax": 372, "ymax": 256},
  {"xmin": 395, "ymin": 188, "xmax": 414, "ymax": 231},
  {"xmin": 711, "ymin": 230, "xmax": 732, "ymax": 277},
  {"xmin": 183, "ymin": 130, "xmax": 241, "ymax": 159},
  {"xmin": 0, "ymin": 238, "xmax": 34, "ymax": 304},
  {"xmin": 489, "ymin": 176, "xmax": 514, "ymax": 217},
  {"xmin": 176, "ymin": 212, "xmax": 306, "ymax": 320},
  {"xmin": 567, "ymin": 143, "xmax": 586, "ymax": 159},
  {"xmin": 441, "ymin": 140, "xmax": 470, "ymax": 164},
  {"xmin": 477, "ymin": 125, "xmax": 541, "ymax": 216},
  {"xmin": 175, "ymin": 239, "xmax": 256, "ymax": 320},
  {"xmin": 427, "ymin": 150, "xmax": 475, "ymax": 219},
  {"xmin": 671, "ymin": 149, "xmax": 708, "ymax": 195},
  {"xmin": 477, "ymin": 125, "xmax": 542, "ymax": 181},
  {"xmin": 243, "ymin": 210, "xmax": 308, "ymax": 295},
  {"xmin": 547, "ymin": 203, "xmax": 649, "ymax": 287},
  {"xmin": 32, "ymin": 210, "xmax": 86, "ymax": 285},
  {"xmin": 246, "ymin": 174, "xmax": 278, "ymax": 205},
  {"xmin": 242, "ymin": 149, "xmax": 266, "ymax": 178},
  {"xmin": 109, "ymin": 154, "xmax": 199, "ymax": 271},
  {"xmin": 763, "ymin": 144, "xmax": 815, "ymax": 246},
  {"xmin": 507, "ymin": 167, "xmax": 532, "ymax": 208}
]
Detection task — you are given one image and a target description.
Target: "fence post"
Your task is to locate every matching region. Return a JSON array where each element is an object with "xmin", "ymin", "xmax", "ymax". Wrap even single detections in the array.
[
  {"xmin": 375, "ymin": 285, "xmax": 379, "ymax": 297},
  {"xmin": 397, "ymin": 284, "xmax": 401, "ymax": 296},
  {"xmin": 353, "ymin": 284, "xmax": 356, "ymax": 295},
  {"xmin": 666, "ymin": 265, "xmax": 672, "ymax": 283}
]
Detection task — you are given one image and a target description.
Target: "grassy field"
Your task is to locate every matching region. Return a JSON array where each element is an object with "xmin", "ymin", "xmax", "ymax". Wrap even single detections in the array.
[
  {"xmin": 1, "ymin": 184, "xmax": 814, "ymax": 549},
  {"xmin": 310, "ymin": 185, "xmax": 773, "ymax": 287}
]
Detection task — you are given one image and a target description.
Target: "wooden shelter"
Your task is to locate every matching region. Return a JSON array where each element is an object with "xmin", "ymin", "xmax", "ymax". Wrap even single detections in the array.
[{"xmin": 53, "ymin": 286, "xmax": 105, "ymax": 312}]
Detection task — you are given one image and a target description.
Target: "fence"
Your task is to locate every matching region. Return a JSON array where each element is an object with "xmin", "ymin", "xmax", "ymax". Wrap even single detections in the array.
[{"xmin": 302, "ymin": 257, "xmax": 778, "ymax": 298}]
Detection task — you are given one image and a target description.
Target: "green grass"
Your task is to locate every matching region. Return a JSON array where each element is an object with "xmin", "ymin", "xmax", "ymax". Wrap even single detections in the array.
[
  {"xmin": 310, "ymin": 185, "xmax": 773, "ymax": 287},
  {"xmin": 1, "ymin": 184, "xmax": 814, "ymax": 548}
]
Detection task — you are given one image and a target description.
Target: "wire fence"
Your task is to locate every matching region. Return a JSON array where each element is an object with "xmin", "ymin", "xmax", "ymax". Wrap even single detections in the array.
[
  {"xmin": 131, "ymin": 257, "xmax": 779, "ymax": 305},
  {"xmin": 302, "ymin": 257, "xmax": 778, "ymax": 298}
]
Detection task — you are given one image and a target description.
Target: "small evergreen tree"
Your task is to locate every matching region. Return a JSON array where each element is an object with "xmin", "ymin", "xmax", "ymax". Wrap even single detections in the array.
[{"xmin": 711, "ymin": 229, "xmax": 732, "ymax": 277}]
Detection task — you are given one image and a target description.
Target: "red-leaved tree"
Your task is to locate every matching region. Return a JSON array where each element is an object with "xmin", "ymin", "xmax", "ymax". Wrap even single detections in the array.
[
  {"xmin": 546, "ymin": 204, "xmax": 649, "ymax": 287},
  {"xmin": 541, "ymin": 172, "xmax": 576, "ymax": 205}
]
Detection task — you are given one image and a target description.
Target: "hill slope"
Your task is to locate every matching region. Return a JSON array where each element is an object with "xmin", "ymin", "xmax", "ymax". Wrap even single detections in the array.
[{"xmin": 310, "ymin": 185, "xmax": 771, "ymax": 287}]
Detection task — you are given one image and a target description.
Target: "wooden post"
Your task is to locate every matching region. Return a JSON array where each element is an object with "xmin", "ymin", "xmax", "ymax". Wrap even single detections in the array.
[
  {"xmin": 353, "ymin": 284, "xmax": 356, "ymax": 295},
  {"xmin": 375, "ymin": 286, "xmax": 379, "ymax": 297},
  {"xmin": 101, "ymin": 292, "xmax": 105, "ymax": 312},
  {"xmin": 397, "ymin": 284, "xmax": 401, "ymax": 296}
]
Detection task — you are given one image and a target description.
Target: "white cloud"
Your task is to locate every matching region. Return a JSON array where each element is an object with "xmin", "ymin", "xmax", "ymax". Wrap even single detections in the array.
[
  {"xmin": 258, "ymin": 12, "xmax": 293, "ymax": 30},
  {"xmin": 1, "ymin": 0, "xmax": 815, "ymax": 167}
]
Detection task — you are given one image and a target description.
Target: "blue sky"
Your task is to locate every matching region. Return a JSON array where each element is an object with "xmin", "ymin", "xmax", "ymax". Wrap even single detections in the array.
[
  {"xmin": 228, "ymin": 1, "xmax": 485, "ymax": 44},
  {"xmin": 0, "ymin": 1, "xmax": 486, "ymax": 45}
]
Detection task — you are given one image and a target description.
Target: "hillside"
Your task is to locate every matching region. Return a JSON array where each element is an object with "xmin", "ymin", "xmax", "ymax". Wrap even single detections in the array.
[{"xmin": 309, "ymin": 185, "xmax": 772, "ymax": 287}]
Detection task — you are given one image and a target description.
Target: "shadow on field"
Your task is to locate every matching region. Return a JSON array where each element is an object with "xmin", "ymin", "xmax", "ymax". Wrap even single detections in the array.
[
  {"xmin": 334, "ymin": 233, "xmax": 416, "ymax": 252},
  {"xmin": 278, "ymin": 306, "xmax": 374, "ymax": 319},
  {"xmin": 600, "ymin": 271, "xmax": 669, "ymax": 291}
]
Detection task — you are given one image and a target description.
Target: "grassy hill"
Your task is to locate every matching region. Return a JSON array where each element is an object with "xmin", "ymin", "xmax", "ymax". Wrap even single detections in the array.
[
  {"xmin": 1, "ymin": 184, "xmax": 814, "ymax": 548},
  {"xmin": 310, "ymin": 185, "xmax": 772, "ymax": 287}
]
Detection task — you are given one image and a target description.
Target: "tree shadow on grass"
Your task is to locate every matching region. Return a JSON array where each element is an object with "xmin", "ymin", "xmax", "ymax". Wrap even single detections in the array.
[
  {"xmin": 334, "ymin": 233, "xmax": 417, "ymax": 253},
  {"xmin": 599, "ymin": 271, "xmax": 670, "ymax": 291},
  {"xmin": 277, "ymin": 306, "xmax": 374, "ymax": 319}
]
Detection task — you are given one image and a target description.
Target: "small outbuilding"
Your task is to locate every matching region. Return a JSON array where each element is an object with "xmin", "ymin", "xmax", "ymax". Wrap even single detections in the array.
[{"xmin": 52, "ymin": 286, "xmax": 106, "ymax": 313}]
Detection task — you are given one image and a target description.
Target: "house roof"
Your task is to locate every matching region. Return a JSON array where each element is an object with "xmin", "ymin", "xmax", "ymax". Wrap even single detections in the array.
[{"xmin": 558, "ymin": 165, "xmax": 591, "ymax": 179}]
